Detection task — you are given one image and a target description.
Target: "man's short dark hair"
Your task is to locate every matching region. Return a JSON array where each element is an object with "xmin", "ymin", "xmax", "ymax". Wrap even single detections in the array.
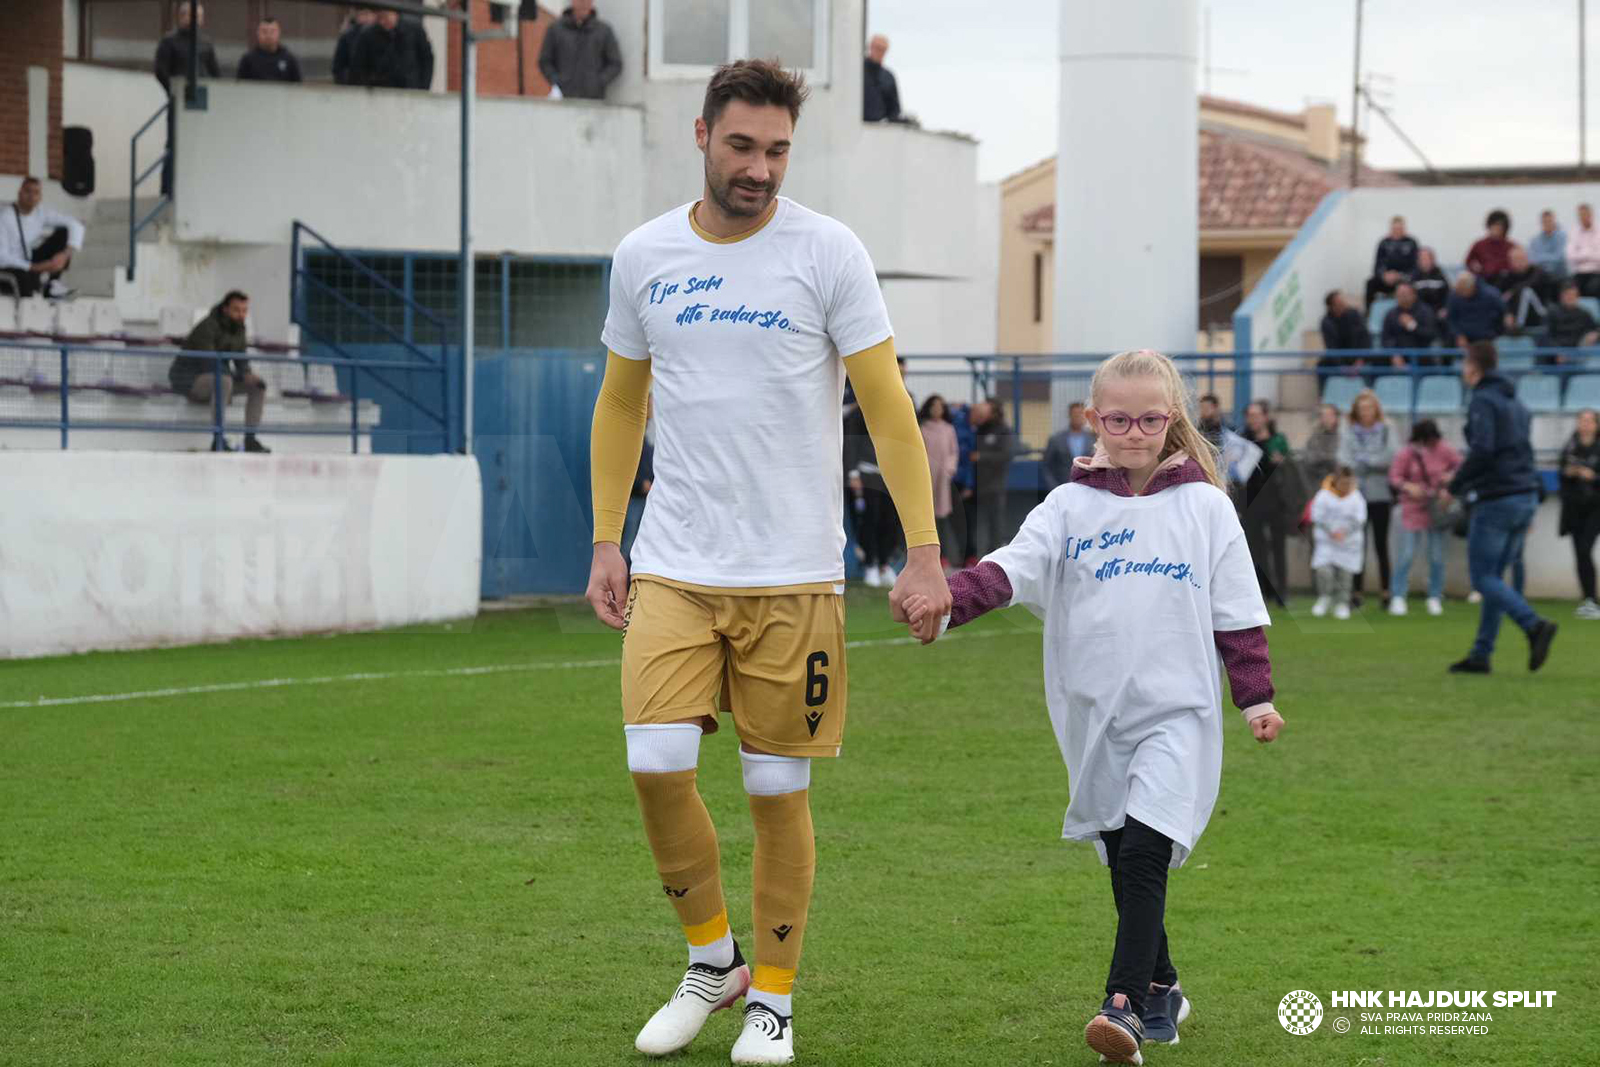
[
  {"xmin": 1199, "ymin": 393, "xmax": 1219, "ymax": 406},
  {"xmin": 223, "ymin": 289, "xmax": 249, "ymax": 305},
  {"xmin": 1563, "ymin": 279, "xmax": 1580, "ymax": 294},
  {"xmin": 260, "ymin": 16, "xmax": 278, "ymax": 25},
  {"xmin": 1391, "ymin": 214, "xmax": 1404, "ymax": 224},
  {"xmin": 1466, "ymin": 340, "xmax": 1498, "ymax": 372},
  {"xmin": 702, "ymin": 59, "xmax": 810, "ymax": 132},
  {"xmin": 1324, "ymin": 289, "xmax": 1342, "ymax": 311},
  {"xmin": 1486, "ymin": 209, "xmax": 1510, "ymax": 231},
  {"xmin": 1068, "ymin": 400, "xmax": 1084, "ymax": 411},
  {"xmin": 20, "ymin": 176, "xmax": 40, "ymax": 187}
]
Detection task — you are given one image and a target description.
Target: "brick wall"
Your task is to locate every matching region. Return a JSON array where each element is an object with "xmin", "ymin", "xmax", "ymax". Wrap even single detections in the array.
[
  {"xmin": 0, "ymin": 0, "xmax": 65, "ymax": 178},
  {"xmin": 447, "ymin": 1, "xmax": 553, "ymax": 97}
]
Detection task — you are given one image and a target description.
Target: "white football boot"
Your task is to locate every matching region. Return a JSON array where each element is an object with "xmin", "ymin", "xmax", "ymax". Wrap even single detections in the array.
[
  {"xmin": 635, "ymin": 942, "xmax": 751, "ymax": 1056},
  {"xmin": 730, "ymin": 1001, "xmax": 794, "ymax": 1065}
]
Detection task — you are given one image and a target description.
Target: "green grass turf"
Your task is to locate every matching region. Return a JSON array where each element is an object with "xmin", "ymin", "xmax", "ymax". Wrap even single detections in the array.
[{"xmin": 1, "ymin": 592, "xmax": 1595, "ymax": 1066}]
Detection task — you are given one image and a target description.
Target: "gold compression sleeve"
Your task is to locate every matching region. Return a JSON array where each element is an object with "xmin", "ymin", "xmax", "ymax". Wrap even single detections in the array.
[
  {"xmin": 591, "ymin": 351, "xmax": 652, "ymax": 545},
  {"xmin": 843, "ymin": 338, "xmax": 939, "ymax": 549}
]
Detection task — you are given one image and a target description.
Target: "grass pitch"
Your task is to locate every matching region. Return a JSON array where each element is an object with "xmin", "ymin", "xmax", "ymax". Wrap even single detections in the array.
[{"xmin": 2, "ymin": 591, "xmax": 1594, "ymax": 1065}]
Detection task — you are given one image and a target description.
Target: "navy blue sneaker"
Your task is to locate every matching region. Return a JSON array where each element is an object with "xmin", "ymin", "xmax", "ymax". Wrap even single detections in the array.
[
  {"xmin": 1140, "ymin": 982, "xmax": 1191, "ymax": 1044},
  {"xmin": 1085, "ymin": 993, "xmax": 1145, "ymax": 1065}
]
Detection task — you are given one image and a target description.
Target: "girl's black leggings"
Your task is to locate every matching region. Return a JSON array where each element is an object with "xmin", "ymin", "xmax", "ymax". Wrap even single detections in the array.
[{"xmin": 1100, "ymin": 815, "xmax": 1178, "ymax": 1016}]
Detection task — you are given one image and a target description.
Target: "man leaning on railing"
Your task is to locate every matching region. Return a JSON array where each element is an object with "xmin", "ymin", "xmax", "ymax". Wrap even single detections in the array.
[{"xmin": 167, "ymin": 290, "xmax": 270, "ymax": 454}]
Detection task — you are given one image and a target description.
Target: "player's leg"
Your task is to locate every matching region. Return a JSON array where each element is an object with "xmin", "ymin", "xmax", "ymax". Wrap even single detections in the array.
[
  {"xmin": 623, "ymin": 580, "xmax": 748, "ymax": 1056},
  {"xmin": 722, "ymin": 593, "xmax": 847, "ymax": 1065},
  {"xmin": 1086, "ymin": 816, "xmax": 1173, "ymax": 1065}
]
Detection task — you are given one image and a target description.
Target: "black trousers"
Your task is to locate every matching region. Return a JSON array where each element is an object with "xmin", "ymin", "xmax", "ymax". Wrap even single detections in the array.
[
  {"xmin": 856, "ymin": 483, "xmax": 901, "ymax": 568},
  {"xmin": 1242, "ymin": 498, "xmax": 1289, "ymax": 604},
  {"xmin": 954, "ymin": 484, "xmax": 977, "ymax": 562},
  {"xmin": 1573, "ymin": 504, "xmax": 1600, "ymax": 601},
  {"xmin": 1101, "ymin": 816, "xmax": 1178, "ymax": 1016},
  {"xmin": 1355, "ymin": 500, "xmax": 1394, "ymax": 594},
  {"xmin": 0, "ymin": 226, "xmax": 69, "ymax": 297}
]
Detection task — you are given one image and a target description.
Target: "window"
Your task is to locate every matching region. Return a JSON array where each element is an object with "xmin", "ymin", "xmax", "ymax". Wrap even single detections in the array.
[
  {"xmin": 84, "ymin": 0, "xmax": 164, "ymax": 68},
  {"xmin": 649, "ymin": 0, "xmax": 830, "ymax": 83},
  {"xmin": 1032, "ymin": 252, "xmax": 1043, "ymax": 324},
  {"xmin": 81, "ymin": 0, "xmax": 347, "ymax": 80}
]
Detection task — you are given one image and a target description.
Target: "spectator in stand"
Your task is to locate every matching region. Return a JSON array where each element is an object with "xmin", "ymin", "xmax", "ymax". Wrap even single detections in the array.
[
  {"xmin": 1380, "ymin": 283, "xmax": 1438, "ymax": 353},
  {"xmin": 1446, "ymin": 271, "xmax": 1506, "ymax": 348},
  {"xmin": 1495, "ymin": 246, "xmax": 1550, "ymax": 334},
  {"xmin": 918, "ymin": 395, "xmax": 961, "ymax": 569},
  {"xmin": 1445, "ymin": 341, "xmax": 1558, "ymax": 672},
  {"xmin": 538, "ymin": 1, "xmax": 622, "ymax": 101},
  {"xmin": 621, "ymin": 398, "xmax": 653, "ymax": 562},
  {"xmin": 168, "ymin": 290, "xmax": 270, "ymax": 454},
  {"xmin": 1309, "ymin": 465, "xmax": 1366, "ymax": 620},
  {"xmin": 1569, "ymin": 203, "xmax": 1600, "ymax": 297},
  {"xmin": 1559, "ymin": 408, "xmax": 1600, "ymax": 619},
  {"xmin": 863, "ymin": 35, "xmax": 902, "ymax": 123},
  {"xmin": 154, "ymin": 2, "xmax": 220, "ymax": 197},
  {"xmin": 1387, "ymin": 419, "xmax": 1461, "ymax": 617},
  {"xmin": 1465, "ymin": 209, "xmax": 1515, "ymax": 281},
  {"xmin": 0, "ymin": 177, "xmax": 84, "ymax": 300},
  {"xmin": 1042, "ymin": 401, "xmax": 1095, "ymax": 490},
  {"xmin": 971, "ymin": 398, "xmax": 1024, "ymax": 555},
  {"xmin": 1365, "ymin": 214, "xmax": 1418, "ymax": 306},
  {"xmin": 1239, "ymin": 400, "xmax": 1291, "ymax": 608},
  {"xmin": 1410, "ymin": 246, "xmax": 1450, "ymax": 319},
  {"xmin": 1196, "ymin": 393, "xmax": 1225, "ymax": 452},
  {"xmin": 332, "ymin": 7, "xmax": 374, "ymax": 85},
  {"xmin": 351, "ymin": 11, "xmax": 435, "ymax": 89},
  {"xmin": 949, "ymin": 400, "xmax": 978, "ymax": 566},
  {"xmin": 1545, "ymin": 281, "xmax": 1600, "ymax": 365},
  {"xmin": 237, "ymin": 17, "xmax": 303, "ymax": 82},
  {"xmin": 1301, "ymin": 403, "xmax": 1342, "ymax": 489},
  {"xmin": 1529, "ymin": 209, "xmax": 1568, "ymax": 285},
  {"xmin": 1337, "ymin": 389, "xmax": 1398, "ymax": 607},
  {"xmin": 1319, "ymin": 289, "xmax": 1373, "ymax": 381},
  {"xmin": 844, "ymin": 369, "xmax": 908, "ymax": 588}
]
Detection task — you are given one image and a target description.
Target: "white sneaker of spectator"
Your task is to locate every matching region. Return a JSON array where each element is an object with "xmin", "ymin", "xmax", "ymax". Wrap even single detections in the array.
[
  {"xmin": 1468, "ymin": 590, "xmax": 1483, "ymax": 604},
  {"xmin": 1426, "ymin": 597, "xmax": 1444, "ymax": 616},
  {"xmin": 1311, "ymin": 596, "xmax": 1330, "ymax": 617},
  {"xmin": 1577, "ymin": 598, "xmax": 1600, "ymax": 620},
  {"xmin": 1333, "ymin": 602, "xmax": 1351, "ymax": 620},
  {"xmin": 45, "ymin": 280, "xmax": 75, "ymax": 300},
  {"xmin": 1388, "ymin": 596, "xmax": 1408, "ymax": 616}
]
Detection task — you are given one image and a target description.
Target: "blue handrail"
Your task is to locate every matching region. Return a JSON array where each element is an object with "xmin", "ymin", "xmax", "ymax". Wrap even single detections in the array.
[{"xmin": 127, "ymin": 101, "xmax": 172, "ymax": 283}]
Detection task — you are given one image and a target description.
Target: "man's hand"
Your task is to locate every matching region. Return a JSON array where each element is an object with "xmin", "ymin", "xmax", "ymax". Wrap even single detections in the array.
[
  {"xmin": 586, "ymin": 541, "xmax": 630, "ymax": 630},
  {"xmin": 1399, "ymin": 313, "xmax": 1416, "ymax": 331},
  {"xmin": 889, "ymin": 544, "xmax": 951, "ymax": 645},
  {"xmin": 1251, "ymin": 711, "xmax": 1285, "ymax": 743}
]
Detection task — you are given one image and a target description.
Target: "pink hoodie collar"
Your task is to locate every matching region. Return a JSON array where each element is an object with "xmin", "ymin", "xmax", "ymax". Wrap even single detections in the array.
[{"xmin": 1068, "ymin": 445, "xmax": 1211, "ymax": 497}]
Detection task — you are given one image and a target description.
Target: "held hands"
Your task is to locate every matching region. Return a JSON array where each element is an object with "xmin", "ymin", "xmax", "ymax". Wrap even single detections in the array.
[
  {"xmin": 585, "ymin": 541, "xmax": 630, "ymax": 630},
  {"xmin": 889, "ymin": 545, "xmax": 951, "ymax": 645},
  {"xmin": 1251, "ymin": 711, "xmax": 1285, "ymax": 743}
]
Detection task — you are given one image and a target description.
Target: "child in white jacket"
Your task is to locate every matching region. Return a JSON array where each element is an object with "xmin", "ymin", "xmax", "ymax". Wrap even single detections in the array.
[{"xmin": 1311, "ymin": 465, "xmax": 1368, "ymax": 619}]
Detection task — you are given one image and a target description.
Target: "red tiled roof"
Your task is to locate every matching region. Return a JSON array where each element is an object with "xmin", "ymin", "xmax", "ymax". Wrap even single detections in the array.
[{"xmin": 1020, "ymin": 129, "xmax": 1408, "ymax": 236}]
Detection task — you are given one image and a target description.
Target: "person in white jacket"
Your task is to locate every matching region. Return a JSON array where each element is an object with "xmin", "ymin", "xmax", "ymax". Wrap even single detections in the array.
[
  {"xmin": 0, "ymin": 177, "xmax": 84, "ymax": 299},
  {"xmin": 1311, "ymin": 466, "xmax": 1368, "ymax": 619}
]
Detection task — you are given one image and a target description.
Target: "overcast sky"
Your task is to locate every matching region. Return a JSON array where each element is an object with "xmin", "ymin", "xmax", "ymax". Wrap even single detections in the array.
[{"xmin": 866, "ymin": 0, "xmax": 1599, "ymax": 183}]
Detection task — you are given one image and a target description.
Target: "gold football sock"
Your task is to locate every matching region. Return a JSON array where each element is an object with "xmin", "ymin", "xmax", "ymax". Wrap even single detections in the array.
[
  {"xmin": 748, "ymin": 788, "xmax": 815, "ymax": 1008},
  {"xmin": 632, "ymin": 769, "xmax": 731, "ymax": 957}
]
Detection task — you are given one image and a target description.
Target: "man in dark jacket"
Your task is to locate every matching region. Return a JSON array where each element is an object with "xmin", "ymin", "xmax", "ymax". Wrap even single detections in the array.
[
  {"xmin": 237, "ymin": 17, "xmax": 303, "ymax": 82},
  {"xmin": 1445, "ymin": 341, "xmax": 1555, "ymax": 673},
  {"xmin": 154, "ymin": 2, "xmax": 220, "ymax": 93},
  {"xmin": 1319, "ymin": 289, "xmax": 1373, "ymax": 381},
  {"xmin": 1041, "ymin": 402, "xmax": 1095, "ymax": 491},
  {"xmin": 863, "ymin": 35, "xmax": 902, "ymax": 122},
  {"xmin": 538, "ymin": 1, "xmax": 622, "ymax": 100},
  {"xmin": 351, "ymin": 12, "xmax": 435, "ymax": 90},
  {"xmin": 1380, "ymin": 283, "xmax": 1438, "ymax": 351},
  {"xmin": 1365, "ymin": 214, "xmax": 1419, "ymax": 305},
  {"xmin": 1445, "ymin": 272, "xmax": 1506, "ymax": 347},
  {"xmin": 971, "ymin": 399, "xmax": 1024, "ymax": 555},
  {"xmin": 1493, "ymin": 246, "xmax": 1550, "ymax": 332},
  {"xmin": 1545, "ymin": 282, "xmax": 1600, "ymax": 364},
  {"xmin": 168, "ymin": 291, "xmax": 270, "ymax": 453},
  {"xmin": 333, "ymin": 7, "xmax": 375, "ymax": 85}
]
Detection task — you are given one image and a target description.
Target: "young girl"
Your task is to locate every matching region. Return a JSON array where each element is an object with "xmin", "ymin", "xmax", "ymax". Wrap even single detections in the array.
[
  {"xmin": 1310, "ymin": 466, "xmax": 1367, "ymax": 620},
  {"xmin": 904, "ymin": 350, "xmax": 1285, "ymax": 1065}
]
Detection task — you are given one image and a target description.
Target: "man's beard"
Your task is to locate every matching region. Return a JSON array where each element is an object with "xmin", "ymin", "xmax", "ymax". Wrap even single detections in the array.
[{"xmin": 705, "ymin": 159, "xmax": 776, "ymax": 219}]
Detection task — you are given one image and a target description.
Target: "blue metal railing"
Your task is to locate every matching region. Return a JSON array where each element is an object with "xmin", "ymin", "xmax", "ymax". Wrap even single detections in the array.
[
  {"xmin": 0, "ymin": 341, "xmax": 447, "ymax": 453},
  {"xmin": 127, "ymin": 101, "xmax": 172, "ymax": 283}
]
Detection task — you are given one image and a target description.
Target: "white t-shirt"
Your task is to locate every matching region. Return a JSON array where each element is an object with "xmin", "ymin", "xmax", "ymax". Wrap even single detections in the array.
[
  {"xmin": 1310, "ymin": 487, "xmax": 1367, "ymax": 573},
  {"xmin": 601, "ymin": 197, "xmax": 894, "ymax": 588},
  {"xmin": 984, "ymin": 480, "xmax": 1270, "ymax": 867}
]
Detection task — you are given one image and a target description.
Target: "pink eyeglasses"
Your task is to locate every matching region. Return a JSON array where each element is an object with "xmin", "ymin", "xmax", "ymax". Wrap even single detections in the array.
[{"xmin": 1098, "ymin": 411, "xmax": 1172, "ymax": 436}]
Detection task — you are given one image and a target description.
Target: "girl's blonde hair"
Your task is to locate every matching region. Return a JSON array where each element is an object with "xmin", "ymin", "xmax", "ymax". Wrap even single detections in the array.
[{"xmin": 1089, "ymin": 349, "xmax": 1225, "ymax": 490}]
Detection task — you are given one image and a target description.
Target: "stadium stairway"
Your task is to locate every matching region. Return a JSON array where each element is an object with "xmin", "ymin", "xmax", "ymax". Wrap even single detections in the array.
[{"xmin": 66, "ymin": 197, "xmax": 168, "ymax": 300}]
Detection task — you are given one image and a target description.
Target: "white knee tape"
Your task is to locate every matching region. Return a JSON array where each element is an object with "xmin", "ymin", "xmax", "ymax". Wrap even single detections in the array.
[
  {"xmin": 741, "ymin": 750, "xmax": 811, "ymax": 796},
  {"xmin": 624, "ymin": 724, "xmax": 703, "ymax": 773}
]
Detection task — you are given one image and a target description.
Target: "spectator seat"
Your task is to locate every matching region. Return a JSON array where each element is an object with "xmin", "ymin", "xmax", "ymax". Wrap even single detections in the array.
[
  {"xmin": 1373, "ymin": 375, "xmax": 1413, "ymax": 414},
  {"xmin": 1367, "ymin": 298, "xmax": 1397, "ymax": 336},
  {"xmin": 1579, "ymin": 296, "xmax": 1600, "ymax": 324},
  {"xmin": 1322, "ymin": 376, "xmax": 1364, "ymax": 412},
  {"xmin": 1414, "ymin": 375, "xmax": 1464, "ymax": 414},
  {"xmin": 1515, "ymin": 373, "xmax": 1562, "ymax": 413},
  {"xmin": 1564, "ymin": 374, "xmax": 1600, "ymax": 412}
]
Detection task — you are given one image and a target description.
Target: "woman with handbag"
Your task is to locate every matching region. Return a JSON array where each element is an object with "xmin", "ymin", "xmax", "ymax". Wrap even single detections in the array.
[
  {"xmin": 1387, "ymin": 419, "xmax": 1462, "ymax": 616},
  {"xmin": 1559, "ymin": 408, "xmax": 1600, "ymax": 619},
  {"xmin": 1338, "ymin": 391, "xmax": 1399, "ymax": 607}
]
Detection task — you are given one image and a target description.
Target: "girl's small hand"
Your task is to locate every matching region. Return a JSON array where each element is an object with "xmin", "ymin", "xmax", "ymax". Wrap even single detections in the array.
[{"xmin": 1252, "ymin": 712, "xmax": 1284, "ymax": 743}]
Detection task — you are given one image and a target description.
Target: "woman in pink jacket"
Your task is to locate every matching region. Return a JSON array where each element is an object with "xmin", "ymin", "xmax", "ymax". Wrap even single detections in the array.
[
  {"xmin": 920, "ymin": 395, "xmax": 961, "ymax": 569},
  {"xmin": 1388, "ymin": 418, "xmax": 1462, "ymax": 616}
]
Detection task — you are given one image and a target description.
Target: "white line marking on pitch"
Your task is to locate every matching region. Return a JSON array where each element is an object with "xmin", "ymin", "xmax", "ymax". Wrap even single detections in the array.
[{"xmin": 1, "ymin": 628, "xmax": 1018, "ymax": 710}]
